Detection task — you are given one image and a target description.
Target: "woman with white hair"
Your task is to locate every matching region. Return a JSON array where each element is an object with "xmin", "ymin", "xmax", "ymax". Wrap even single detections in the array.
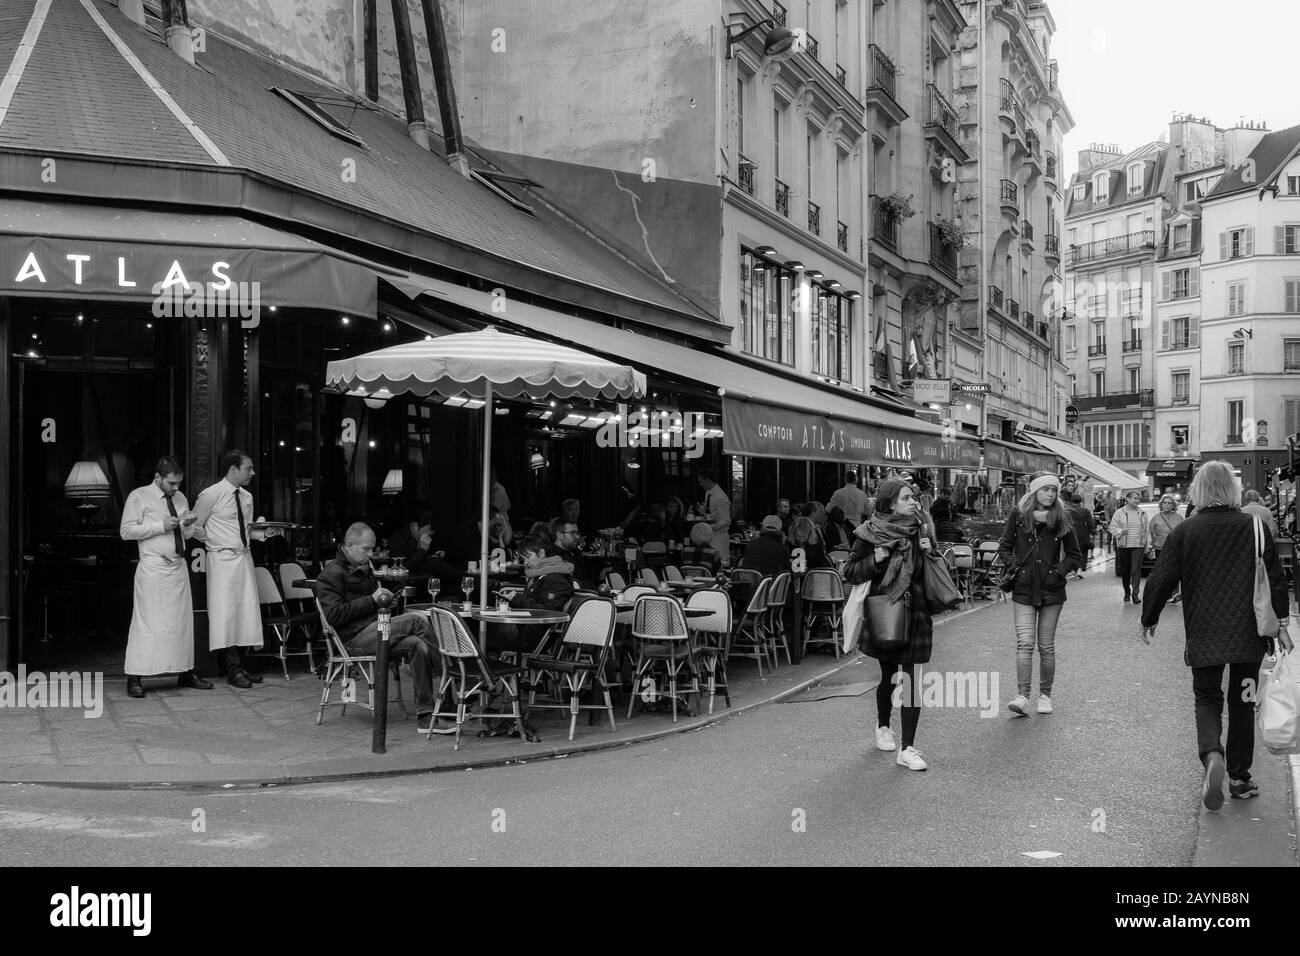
[
  {"xmin": 1140, "ymin": 460, "xmax": 1293, "ymax": 808},
  {"xmin": 997, "ymin": 473, "xmax": 1081, "ymax": 716},
  {"xmin": 1150, "ymin": 494, "xmax": 1184, "ymax": 604}
]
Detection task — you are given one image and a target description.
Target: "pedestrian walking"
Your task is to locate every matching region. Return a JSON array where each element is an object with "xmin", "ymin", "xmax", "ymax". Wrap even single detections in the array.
[
  {"xmin": 843, "ymin": 478, "xmax": 938, "ymax": 771},
  {"xmin": 1150, "ymin": 494, "xmax": 1184, "ymax": 603},
  {"xmin": 119, "ymin": 456, "xmax": 211, "ymax": 698},
  {"xmin": 997, "ymin": 473, "xmax": 1081, "ymax": 716},
  {"xmin": 1108, "ymin": 490, "xmax": 1150, "ymax": 604},
  {"xmin": 1140, "ymin": 461, "xmax": 1293, "ymax": 808},
  {"xmin": 1065, "ymin": 492, "xmax": 1094, "ymax": 578},
  {"xmin": 191, "ymin": 450, "xmax": 269, "ymax": 688}
]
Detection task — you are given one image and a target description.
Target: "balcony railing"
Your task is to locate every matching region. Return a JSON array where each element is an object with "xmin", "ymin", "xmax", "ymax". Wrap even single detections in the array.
[
  {"xmin": 1006, "ymin": 298, "xmax": 1020, "ymax": 319},
  {"xmin": 775, "ymin": 178, "xmax": 790, "ymax": 218},
  {"xmin": 837, "ymin": 219, "xmax": 848, "ymax": 253},
  {"xmin": 806, "ymin": 33, "xmax": 819, "ymax": 60},
  {"xmin": 1227, "ymin": 364, "xmax": 1246, "ymax": 376},
  {"xmin": 1000, "ymin": 179, "xmax": 1018, "ymax": 206},
  {"xmin": 999, "ymin": 77, "xmax": 1016, "ymax": 113},
  {"xmin": 1067, "ymin": 230, "xmax": 1155, "ymax": 265},
  {"xmin": 990, "ymin": 285, "xmax": 1004, "ymax": 310},
  {"xmin": 925, "ymin": 83, "xmax": 959, "ymax": 140},
  {"xmin": 1285, "ymin": 361, "xmax": 1300, "ymax": 372},
  {"xmin": 1168, "ymin": 281, "xmax": 1193, "ymax": 300},
  {"xmin": 1172, "ymin": 394, "xmax": 1190, "ymax": 406},
  {"xmin": 1070, "ymin": 390, "xmax": 1154, "ymax": 412},
  {"xmin": 1037, "ymin": 322, "xmax": 1049, "ymax": 339},
  {"xmin": 835, "ymin": 64, "xmax": 847, "ymax": 88},
  {"xmin": 928, "ymin": 222, "xmax": 959, "ymax": 277},
  {"xmin": 1227, "ymin": 433, "xmax": 1244, "ymax": 445},
  {"xmin": 1166, "ymin": 335, "xmax": 1191, "ymax": 351},
  {"xmin": 1088, "ymin": 343, "xmax": 1107, "ymax": 356},
  {"xmin": 808, "ymin": 200, "xmax": 821, "ymax": 235},
  {"xmin": 771, "ymin": 1, "xmax": 786, "ymax": 27},
  {"xmin": 1025, "ymin": 129, "xmax": 1040, "ymax": 156},
  {"xmin": 1022, "ymin": 311, "xmax": 1035, "ymax": 331},
  {"xmin": 1086, "ymin": 445, "xmax": 1150, "ymax": 460},
  {"xmin": 737, "ymin": 152, "xmax": 755, "ymax": 195},
  {"xmin": 1012, "ymin": 101, "xmax": 1025, "ymax": 131},
  {"xmin": 868, "ymin": 45, "xmax": 898, "ymax": 101},
  {"xmin": 1022, "ymin": 219, "xmax": 1034, "ymax": 241},
  {"xmin": 1045, "ymin": 152, "xmax": 1057, "ymax": 180},
  {"xmin": 871, "ymin": 195, "xmax": 898, "ymax": 250},
  {"xmin": 1122, "ymin": 338, "xmax": 1142, "ymax": 353},
  {"xmin": 1044, "ymin": 233, "xmax": 1060, "ymax": 257}
]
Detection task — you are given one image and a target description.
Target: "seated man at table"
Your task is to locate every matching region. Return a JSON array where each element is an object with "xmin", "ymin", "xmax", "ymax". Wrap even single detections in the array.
[
  {"xmin": 485, "ymin": 534, "xmax": 575, "ymax": 658},
  {"xmin": 738, "ymin": 515, "xmax": 790, "ymax": 578},
  {"xmin": 316, "ymin": 522, "xmax": 451, "ymax": 734},
  {"xmin": 407, "ymin": 524, "xmax": 470, "ymax": 597},
  {"xmin": 389, "ymin": 503, "xmax": 434, "ymax": 563},
  {"xmin": 550, "ymin": 518, "xmax": 593, "ymax": 588}
]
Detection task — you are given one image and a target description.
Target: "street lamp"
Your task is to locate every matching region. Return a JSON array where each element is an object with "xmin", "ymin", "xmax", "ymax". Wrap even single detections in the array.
[
  {"xmin": 725, "ymin": 18, "xmax": 795, "ymax": 60},
  {"xmin": 1232, "ymin": 327, "xmax": 1253, "ymax": 339}
]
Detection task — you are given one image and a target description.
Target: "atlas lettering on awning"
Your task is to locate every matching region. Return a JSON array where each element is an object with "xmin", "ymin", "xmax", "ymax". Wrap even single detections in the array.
[{"xmin": 12, "ymin": 249, "xmax": 241, "ymax": 291}]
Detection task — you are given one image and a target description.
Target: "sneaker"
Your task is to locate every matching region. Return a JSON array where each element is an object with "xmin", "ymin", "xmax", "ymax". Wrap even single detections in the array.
[
  {"xmin": 1229, "ymin": 779, "xmax": 1259, "ymax": 799},
  {"xmin": 1202, "ymin": 751, "xmax": 1226, "ymax": 811},
  {"xmin": 874, "ymin": 726, "xmax": 897, "ymax": 751},
  {"xmin": 896, "ymin": 746, "xmax": 928, "ymax": 771},
  {"xmin": 1036, "ymin": 694, "xmax": 1053, "ymax": 714},
  {"xmin": 1008, "ymin": 694, "xmax": 1030, "ymax": 716}
]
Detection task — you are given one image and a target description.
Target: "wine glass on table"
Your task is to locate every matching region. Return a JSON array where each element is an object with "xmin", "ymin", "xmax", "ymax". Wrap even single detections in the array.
[
  {"xmin": 461, "ymin": 575, "xmax": 475, "ymax": 611},
  {"xmin": 427, "ymin": 577, "xmax": 440, "ymax": 607}
]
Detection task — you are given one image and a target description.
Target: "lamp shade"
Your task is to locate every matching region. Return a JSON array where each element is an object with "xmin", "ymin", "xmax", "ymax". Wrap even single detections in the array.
[
  {"xmin": 381, "ymin": 468, "xmax": 404, "ymax": 496},
  {"xmin": 65, "ymin": 460, "xmax": 110, "ymax": 499}
]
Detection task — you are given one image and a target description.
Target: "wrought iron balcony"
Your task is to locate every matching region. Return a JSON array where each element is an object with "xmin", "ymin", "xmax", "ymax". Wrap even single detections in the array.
[
  {"xmin": 808, "ymin": 200, "xmax": 821, "ymax": 235},
  {"xmin": 1044, "ymin": 233, "xmax": 1060, "ymax": 258},
  {"xmin": 1037, "ymin": 322, "xmax": 1049, "ymax": 339},
  {"xmin": 771, "ymin": 1, "xmax": 786, "ymax": 27},
  {"xmin": 990, "ymin": 285, "xmax": 1004, "ymax": 311},
  {"xmin": 1025, "ymin": 128, "xmax": 1040, "ymax": 156},
  {"xmin": 871, "ymin": 195, "xmax": 899, "ymax": 250},
  {"xmin": 775, "ymin": 178, "xmax": 790, "ymax": 218},
  {"xmin": 1227, "ymin": 364, "xmax": 1246, "ymax": 376},
  {"xmin": 1122, "ymin": 338, "xmax": 1143, "ymax": 353},
  {"xmin": 999, "ymin": 77, "xmax": 1016, "ymax": 113},
  {"xmin": 737, "ymin": 152, "xmax": 755, "ymax": 195},
  {"xmin": 1088, "ymin": 343, "xmax": 1107, "ymax": 356},
  {"xmin": 1166, "ymin": 335, "xmax": 1191, "ymax": 351},
  {"xmin": 928, "ymin": 222, "xmax": 959, "ymax": 278},
  {"xmin": 835, "ymin": 63, "xmax": 847, "ymax": 88},
  {"xmin": 1022, "ymin": 219, "xmax": 1035, "ymax": 241},
  {"xmin": 1066, "ymin": 230, "xmax": 1155, "ymax": 265},
  {"xmin": 1045, "ymin": 152, "xmax": 1058, "ymax": 180},
  {"xmin": 1006, "ymin": 298, "xmax": 1020, "ymax": 320},
  {"xmin": 837, "ymin": 219, "xmax": 848, "ymax": 253},
  {"xmin": 868, "ymin": 44, "xmax": 899, "ymax": 101},
  {"xmin": 1070, "ymin": 390, "xmax": 1154, "ymax": 412},
  {"xmin": 1000, "ymin": 179, "xmax": 1018, "ymax": 206},
  {"xmin": 1022, "ymin": 311, "xmax": 1035, "ymax": 331},
  {"xmin": 926, "ymin": 83, "xmax": 959, "ymax": 140},
  {"xmin": 1012, "ymin": 101, "xmax": 1025, "ymax": 131}
]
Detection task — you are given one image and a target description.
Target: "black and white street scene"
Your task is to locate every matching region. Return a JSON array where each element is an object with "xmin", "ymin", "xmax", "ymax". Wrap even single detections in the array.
[{"xmin": 1, "ymin": 0, "xmax": 1298, "ymax": 899}]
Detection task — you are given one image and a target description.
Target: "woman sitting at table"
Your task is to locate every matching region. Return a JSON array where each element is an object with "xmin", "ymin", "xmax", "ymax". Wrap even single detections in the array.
[
  {"xmin": 823, "ymin": 506, "xmax": 855, "ymax": 551},
  {"xmin": 788, "ymin": 516, "xmax": 831, "ymax": 570},
  {"xmin": 488, "ymin": 511, "xmax": 515, "ymax": 562},
  {"xmin": 679, "ymin": 521, "xmax": 721, "ymax": 573},
  {"xmin": 663, "ymin": 496, "xmax": 688, "ymax": 544}
]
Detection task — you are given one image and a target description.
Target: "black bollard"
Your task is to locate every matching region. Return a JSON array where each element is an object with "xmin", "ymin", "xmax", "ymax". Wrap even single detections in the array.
[{"xmin": 372, "ymin": 590, "xmax": 393, "ymax": 754}]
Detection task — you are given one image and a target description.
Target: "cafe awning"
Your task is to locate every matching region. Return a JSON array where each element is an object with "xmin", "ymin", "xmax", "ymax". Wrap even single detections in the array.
[
  {"xmin": 390, "ymin": 273, "xmax": 986, "ymax": 468},
  {"xmin": 1024, "ymin": 432, "xmax": 1146, "ymax": 489},
  {"xmin": 1145, "ymin": 458, "xmax": 1198, "ymax": 480},
  {"xmin": 0, "ymin": 199, "xmax": 380, "ymax": 318}
]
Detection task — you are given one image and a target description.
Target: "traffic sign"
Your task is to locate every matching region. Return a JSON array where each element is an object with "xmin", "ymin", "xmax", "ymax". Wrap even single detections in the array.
[{"xmin": 1064, "ymin": 404, "xmax": 1080, "ymax": 426}]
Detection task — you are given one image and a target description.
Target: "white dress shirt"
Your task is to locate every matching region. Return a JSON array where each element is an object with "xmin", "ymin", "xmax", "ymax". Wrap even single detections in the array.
[{"xmin": 120, "ymin": 483, "xmax": 192, "ymax": 559}]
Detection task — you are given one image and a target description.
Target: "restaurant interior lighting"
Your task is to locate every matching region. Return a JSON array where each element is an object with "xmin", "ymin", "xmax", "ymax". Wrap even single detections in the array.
[
  {"xmin": 368, "ymin": 439, "xmax": 377, "ymax": 448},
  {"xmin": 382, "ymin": 321, "xmax": 393, "ymax": 332},
  {"xmin": 269, "ymin": 306, "xmax": 277, "ymax": 313},
  {"xmin": 340, "ymin": 316, "xmax": 350, "ymax": 326},
  {"xmin": 381, "ymin": 469, "xmax": 404, "ymax": 496},
  {"xmin": 65, "ymin": 460, "xmax": 110, "ymax": 527}
]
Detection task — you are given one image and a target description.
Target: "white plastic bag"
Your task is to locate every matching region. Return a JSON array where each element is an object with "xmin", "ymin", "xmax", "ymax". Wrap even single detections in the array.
[
  {"xmin": 1258, "ymin": 652, "xmax": 1300, "ymax": 756},
  {"xmin": 842, "ymin": 580, "xmax": 871, "ymax": 654}
]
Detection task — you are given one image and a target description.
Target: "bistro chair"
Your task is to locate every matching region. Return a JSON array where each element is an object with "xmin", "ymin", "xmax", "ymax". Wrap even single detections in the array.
[
  {"xmin": 313, "ymin": 603, "xmax": 406, "ymax": 724},
  {"xmin": 626, "ymin": 594, "xmax": 698, "ymax": 723},
  {"xmin": 729, "ymin": 576, "xmax": 772, "ymax": 678},
  {"xmin": 764, "ymin": 571, "xmax": 793, "ymax": 667},
  {"xmin": 680, "ymin": 564, "xmax": 711, "ymax": 579},
  {"xmin": 638, "ymin": 567, "xmax": 661, "ymax": 587},
  {"xmin": 686, "ymin": 587, "xmax": 733, "ymax": 715},
  {"xmin": 251, "ymin": 566, "xmax": 318, "ymax": 681},
  {"xmin": 1275, "ymin": 537, "xmax": 1294, "ymax": 582},
  {"xmin": 941, "ymin": 544, "xmax": 975, "ymax": 605},
  {"xmin": 969, "ymin": 542, "xmax": 1006, "ymax": 603},
  {"xmin": 641, "ymin": 540, "xmax": 668, "ymax": 568},
  {"xmin": 612, "ymin": 584, "xmax": 656, "ymax": 682},
  {"xmin": 523, "ymin": 597, "xmax": 617, "ymax": 740},
  {"xmin": 800, "ymin": 569, "xmax": 846, "ymax": 658},
  {"xmin": 726, "ymin": 566, "xmax": 761, "ymax": 618},
  {"xmin": 603, "ymin": 569, "xmax": 628, "ymax": 591},
  {"xmin": 425, "ymin": 606, "xmax": 527, "ymax": 750},
  {"xmin": 664, "ymin": 565, "xmax": 684, "ymax": 582}
]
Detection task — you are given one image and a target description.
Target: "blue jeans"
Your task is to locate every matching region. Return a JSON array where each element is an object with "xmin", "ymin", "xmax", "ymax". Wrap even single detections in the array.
[{"xmin": 1014, "ymin": 602, "xmax": 1062, "ymax": 697}]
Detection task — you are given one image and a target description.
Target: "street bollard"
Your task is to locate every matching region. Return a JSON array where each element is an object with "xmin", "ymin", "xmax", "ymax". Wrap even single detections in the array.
[{"xmin": 372, "ymin": 590, "xmax": 393, "ymax": 754}]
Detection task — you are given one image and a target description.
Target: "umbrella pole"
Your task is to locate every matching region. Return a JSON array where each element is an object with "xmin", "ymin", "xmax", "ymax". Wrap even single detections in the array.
[{"xmin": 478, "ymin": 383, "xmax": 493, "ymax": 654}]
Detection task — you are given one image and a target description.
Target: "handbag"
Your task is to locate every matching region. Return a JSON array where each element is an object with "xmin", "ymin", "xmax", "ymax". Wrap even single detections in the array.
[
  {"xmin": 842, "ymin": 580, "xmax": 870, "ymax": 654},
  {"xmin": 1252, "ymin": 516, "xmax": 1279, "ymax": 638},
  {"xmin": 866, "ymin": 590, "xmax": 911, "ymax": 651},
  {"xmin": 1257, "ymin": 652, "xmax": 1300, "ymax": 755},
  {"xmin": 921, "ymin": 549, "xmax": 963, "ymax": 612}
]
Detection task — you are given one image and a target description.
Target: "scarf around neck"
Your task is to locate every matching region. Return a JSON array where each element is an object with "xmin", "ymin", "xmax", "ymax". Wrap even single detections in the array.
[
  {"xmin": 854, "ymin": 510, "xmax": 927, "ymax": 600},
  {"xmin": 525, "ymin": 555, "xmax": 574, "ymax": 579}
]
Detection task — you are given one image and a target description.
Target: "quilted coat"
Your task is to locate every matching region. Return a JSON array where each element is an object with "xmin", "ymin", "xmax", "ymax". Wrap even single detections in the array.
[{"xmin": 1141, "ymin": 506, "xmax": 1289, "ymax": 666}]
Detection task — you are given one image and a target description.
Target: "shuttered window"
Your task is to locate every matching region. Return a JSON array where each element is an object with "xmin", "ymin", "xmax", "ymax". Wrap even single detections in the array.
[
  {"xmin": 1227, "ymin": 280, "xmax": 1246, "ymax": 317},
  {"xmin": 1286, "ymin": 280, "xmax": 1300, "ymax": 314},
  {"xmin": 1276, "ymin": 224, "xmax": 1300, "ymax": 254},
  {"xmin": 1285, "ymin": 398, "xmax": 1300, "ymax": 436},
  {"xmin": 1284, "ymin": 339, "xmax": 1300, "ymax": 371},
  {"xmin": 1220, "ymin": 227, "xmax": 1254, "ymax": 259}
]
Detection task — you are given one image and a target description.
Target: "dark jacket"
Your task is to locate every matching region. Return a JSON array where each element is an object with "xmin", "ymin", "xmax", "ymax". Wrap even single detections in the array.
[
  {"xmin": 510, "ymin": 556, "xmax": 575, "ymax": 613},
  {"xmin": 679, "ymin": 544, "xmax": 721, "ymax": 573},
  {"xmin": 739, "ymin": 530, "xmax": 789, "ymax": 578},
  {"xmin": 823, "ymin": 520, "xmax": 855, "ymax": 552},
  {"xmin": 315, "ymin": 550, "xmax": 380, "ymax": 642},
  {"xmin": 409, "ymin": 550, "xmax": 469, "ymax": 595},
  {"xmin": 933, "ymin": 517, "xmax": 966, "ymax": 543},
  {"xmin": 1141, "ymin": 506, "xmax": 1289, "ymax": 666},
  {"xmin": 842, "ymin": 533, "xmax": 933, "ymax": 665},
  {"xmin": 997, "ymin": 510, "xmax": 1081, "ymax": 607},
  {"xmin": 556, "ymin": 546, "xmax": 593, "ymax": 589},
  {"xmin": 1066, "ymin": 504, "xmax": 1095, "ymax": 555}
]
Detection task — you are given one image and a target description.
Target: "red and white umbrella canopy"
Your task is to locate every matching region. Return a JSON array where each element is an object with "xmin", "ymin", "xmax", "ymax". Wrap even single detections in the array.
[{"xmin": 325, "ymin": 326, "xmax": 646, "ymax": 402}]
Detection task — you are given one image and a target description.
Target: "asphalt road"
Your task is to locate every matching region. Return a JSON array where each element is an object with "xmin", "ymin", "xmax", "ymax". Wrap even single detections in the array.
[{"xmin": 1, "ymin": 566, "xmax": 1295, "ymax": 867}]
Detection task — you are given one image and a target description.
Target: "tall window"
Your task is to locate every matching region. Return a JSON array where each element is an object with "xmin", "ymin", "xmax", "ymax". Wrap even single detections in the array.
[
  {"xmin": 1164, "ymin": 315, "xmax": 1198, "ymax": 350},
  {"xmin": 806, "ymin": 124, "xmax": 816, "ymax": 200},
  {"xmin": 1285, "ymin": 337, "xmax": 1300, "ymax": 370},
  {"xmin": 811, "ymin": 289, "xmax": 853, "ymax": 380},
  {"xmin": 1228, "ymin": 400, "xmax": 1244, "ymax": 441},
  {"xmin": 1127, "ymin": 367, "xmax": 1141, "ymax": 392},
  {"xmin": 1172, "ymin": 223, "xmax": 1190, "ymax": 252},
  {"xmin": 1127, "ymin": 163, "xmax": 1144, "ymax": 195},
  {"xmin": 1164, "ymin": 266, "xmax": 1197, "ymax": 300},
  {"xmin": 773, "ymin": 99, "xmax": 785, "ymax": 180},
  {"xmin": 736, "ymin": 77, "xmax": 745, "ymax": 154},
  {"xmin": 1093, "ymin": 172, "xmax": 1109, "ymax": 202},
  {"xmin": 1066, "ymin": 325, "xmax": 1076, "ymax": 351},
  {"xmin": 1227, "ymin": 341, "xmax": 1245, "ymax": 374},
  {"xmin": 1171, "ymin": 371, "xmax": 1189, "ymax": 403},
  {"xmin": 1280, "ymin": 225, "xmax": 1300, "ymax": 254},
  {"xmin": 739, "ymin": 249, "xmax": 795, "ymax": 366},
  {"xmin": 1285, "ymin": 280, "xmax": 1300, "ymax": 313},
  {"xmin": 1288, "ymin": 175, "xmax": 1300, "ymax": 196},
  {"xmin": 1224, "ymin": 227, "xmax": 1253, "ymax": 259},
  {"xmin": 1091, "ymin": 370, "xmax": 1105, "ymax": 394},
  {"xmin": 1227, "ymin": 280, "xmax": 1246, "ymax": 317},
  {"xmin": 1090, "ymin": 320, "xmax": 1105, "ymax": 347}
]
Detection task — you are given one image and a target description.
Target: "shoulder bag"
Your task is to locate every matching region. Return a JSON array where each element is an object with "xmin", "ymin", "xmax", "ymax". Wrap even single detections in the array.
[
  {"xmin": 1253, "ymin": 516, "xmax": 1279, "ymax": 639},
  {"xmin": 866, "ymin": 589, "xmax": 911, "ymax": 650}
]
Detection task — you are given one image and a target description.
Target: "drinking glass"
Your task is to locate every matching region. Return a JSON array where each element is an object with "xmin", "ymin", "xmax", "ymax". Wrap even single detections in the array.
[
  {"xmin": 461, "ymin": 576, "xmax": 474, "ymax": 610},
  {"xmin": 428, "ymin": 578, "xmax": 440, "ymax": 605}
]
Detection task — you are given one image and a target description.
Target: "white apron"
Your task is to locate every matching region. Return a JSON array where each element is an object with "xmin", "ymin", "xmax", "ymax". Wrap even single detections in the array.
[
  {"xmin": 206, "ymin": 549, "xmax": 263, "ymax": 650},
  {"xmin": 124, "ymin": 554, "xmax": 194, "ymax": 675}
]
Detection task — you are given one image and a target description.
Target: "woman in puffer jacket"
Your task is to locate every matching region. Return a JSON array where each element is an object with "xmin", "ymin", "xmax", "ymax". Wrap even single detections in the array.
[{"xmin": 997, "ymin": 473, "xmax": 1081, "ymax": 717}]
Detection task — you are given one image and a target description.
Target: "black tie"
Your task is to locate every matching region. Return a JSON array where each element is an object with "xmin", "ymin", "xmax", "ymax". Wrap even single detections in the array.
[
  {"xmin": 234, "ymin": 489, "xmax": 248, "ymax": 548},
  {"xmin": 165, "ymin": 494, "xmax": 185, "ymax": 557}
]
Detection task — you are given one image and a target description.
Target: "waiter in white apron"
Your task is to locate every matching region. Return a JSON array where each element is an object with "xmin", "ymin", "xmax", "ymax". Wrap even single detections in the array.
[
  {"xmin": 697, "ymin": 468, "xmax": 733, "ymax": 568},
  {"xmin": 120, "ymin": 456, "xmax": 212, "ymax": 698},
  {"xmin": 192, "ymin": 450, "xmax": 266, "ymax": 688}
]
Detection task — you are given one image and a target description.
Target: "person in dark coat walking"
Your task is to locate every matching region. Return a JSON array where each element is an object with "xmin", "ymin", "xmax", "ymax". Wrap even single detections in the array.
[
  {"xmin": 1140, "ymin": 461, "xmax": 1293, "ymax": 809},
  {"xmin": 998, "ymin": 474, "xmax": 1081, "ymax": 717},
  {"xmin": 843, "ymin": 478, "xmax": 938, "ymax": 771},
  {"xmin": 1065, "ymin": 492, "xmax": 1094, "ymax": 578}
]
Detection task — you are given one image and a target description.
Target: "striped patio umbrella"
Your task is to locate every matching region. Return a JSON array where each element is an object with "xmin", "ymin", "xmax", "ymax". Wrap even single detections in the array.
[{"xmin": 326, "ymin": 327, "xmax": 646, "ymax": 641}]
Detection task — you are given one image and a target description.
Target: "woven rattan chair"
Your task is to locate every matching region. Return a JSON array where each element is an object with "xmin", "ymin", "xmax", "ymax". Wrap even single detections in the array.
[
  {"xmin": 626, "ymin": 594, "xmax": 698, "ymax": 722},
  {"xmin": 425, "ymin": 606, "xmax": 527, "ymax": 750},
  {"xmin": 664, "ymin": 565, "xmax": 684, "ymax": 582},
  {"xmin": 523, "ymin": 597, "xmax": 617, "ymax": 740},
  {"xmin": 800, "ymin": 568, "xmax": 846, "ymax": 658},
  {"xmin": 313, "ymin": 603, "xmax": 406, "ymax": 724},
  {"xmin": 764, "ymin": 571, "xmax": 793, "ymax": 667},
  {"xmin": 728, "ymin": 576, "xmax": 772, "ymax": 677},
  {"xmin": 685, "ymin": 587, "xmax": 732, "ymax": 715},
  {"xmin": 251, "ymin": 566, "xmax": 317, "ymax": 680}
]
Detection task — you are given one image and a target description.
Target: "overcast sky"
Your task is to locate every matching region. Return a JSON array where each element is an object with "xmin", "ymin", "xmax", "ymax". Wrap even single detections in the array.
[{"xmin": 1051, "ymin": 0, "xmax": 1297, "ymax": 183}]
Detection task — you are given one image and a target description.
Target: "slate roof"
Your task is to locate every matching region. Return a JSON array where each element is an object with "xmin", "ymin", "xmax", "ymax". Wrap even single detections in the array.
[
  {"xmin": 0, "ymin": 0, "xmax": 716, "ymax": 325},
  {"xmin": 1065, "ymin": 143, "xmax": 1167, "ymax": 219},
  {"xmin": 1204, "ymin": 123, "xmax": 1300, "ymax": 201}
]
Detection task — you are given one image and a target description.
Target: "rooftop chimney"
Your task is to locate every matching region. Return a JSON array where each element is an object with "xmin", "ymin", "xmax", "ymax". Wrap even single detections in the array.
[
  {"xmin": 1224, "ymin": 122, "xmax": 1268, "ymax": 170},
  {"xmin": 160, "ymin": 0, "xmax": 194, "ymax": 64},
  {"xmin": 1076, "ymin": 143, "xmax": 1122, "ymax": 173},
  {"xmin": 120, "ymin": 0, "xmax": 146, "ymax": 26},
  {"xmin": 421, "ymin": 0, "xmax": 471, "ymax": 177}
]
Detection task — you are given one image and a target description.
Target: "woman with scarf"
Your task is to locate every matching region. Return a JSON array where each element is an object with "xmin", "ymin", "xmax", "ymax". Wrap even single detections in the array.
[
  {"xmin": 843, "ymin": 478, "xmax": 938, "ymax": 771},
  {"xmin": 997, "ymin": 473, "xmax": 1081, "ymax": 716}
]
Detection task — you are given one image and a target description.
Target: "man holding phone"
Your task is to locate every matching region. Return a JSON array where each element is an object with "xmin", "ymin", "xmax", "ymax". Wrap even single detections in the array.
[{"xmin": 119, "ymin": 456, "xmax": 211, "ymax": 698}]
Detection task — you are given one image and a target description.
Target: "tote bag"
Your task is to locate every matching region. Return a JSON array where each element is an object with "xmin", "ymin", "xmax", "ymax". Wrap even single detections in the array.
[
  {"xmin": 1257, "ymin": 652, "xmax": 1300, "ymax": 755},
  {"xmin": 1252, "ymin": 516, "xmax": 1279, "ymax": 639},
  {"xmin": 842, "ymin": 580, "xmax": 870, "ymax": 654}
]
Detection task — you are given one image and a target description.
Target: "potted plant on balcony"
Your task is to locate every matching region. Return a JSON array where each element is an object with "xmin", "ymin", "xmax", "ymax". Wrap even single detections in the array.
[
  {"xmin": 934, "ymin": 217, "xmax": 966, "ymax": 249},
  {"xmin": 878, "ymin": 193, "xmax": 916, "ymax": 221}
]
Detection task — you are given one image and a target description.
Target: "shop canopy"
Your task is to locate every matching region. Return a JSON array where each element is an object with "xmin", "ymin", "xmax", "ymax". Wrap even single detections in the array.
[
  {"xmin": 1024, "ymin": 433, "xmax": 1147, "ymax": 490},
  {"xmin": 386, "ymin": 272, "xmax": 997, "ymax": 469},
  {"xmin": 0, "ymin": 200, "xmax": 380, "ymax": 319},
  {"xmin": 1145, "ymin": 457, "xmax": 1199, "ymax": 480}
]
